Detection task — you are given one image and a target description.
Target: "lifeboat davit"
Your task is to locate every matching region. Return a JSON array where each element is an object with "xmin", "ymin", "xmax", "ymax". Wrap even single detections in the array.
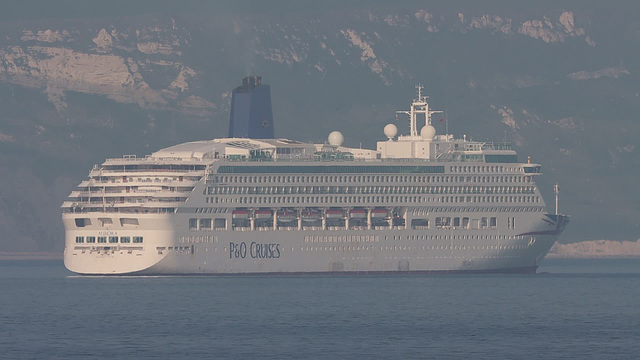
[
  {"xmin": 254, "ymin": 209, "xmax": 273, "ymax": 220},
  {"xmin": 301, "ymin": 208, "xmax": 321, "ymax": 222},
  {"xmin": 232, "ymin": 209, "xmax": 250, "ymax": 219},
  {"xmin": 276, "ymin": 209, "xmax": 297, "ymax": 222},
  {"xmin": 371, "ymin": 208, "xmax": 388, "ymax": 218},
  {"xmin": 325, "ymin": 209, "xmax": 344, "ymax": 219},
  {"xmin": 349, "ymin": 208, "xmax": 367, "ymax": 219}
]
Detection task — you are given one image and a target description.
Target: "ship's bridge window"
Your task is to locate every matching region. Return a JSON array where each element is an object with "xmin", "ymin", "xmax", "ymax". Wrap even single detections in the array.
[
  {"xmin": 98, "ymin": 218, "xmax": 113, "ymax": 226},
  {"xmin": 120, "ymin": 218, "xmax": 139, "ymax": 227},
  {"xmin": 75, "ymin": 218, "xmax": 91, "ymax": 228}
]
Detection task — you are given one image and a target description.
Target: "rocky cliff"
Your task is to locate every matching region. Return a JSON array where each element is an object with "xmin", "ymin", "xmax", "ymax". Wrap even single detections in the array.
[{"xmin": 1, "ymin": 2, "xmax": 639, "ymax": 252}]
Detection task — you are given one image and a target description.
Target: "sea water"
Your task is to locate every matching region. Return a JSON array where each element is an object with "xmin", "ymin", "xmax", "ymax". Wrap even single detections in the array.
[{"xmin": 0, "ymin": 258, "xmax": 639, "ymax": 360}]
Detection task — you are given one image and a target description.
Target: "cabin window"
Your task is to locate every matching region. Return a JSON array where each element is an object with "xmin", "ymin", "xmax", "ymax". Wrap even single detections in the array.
[
  {"xmin": 133, "ymin": 236, "xmax": 144, "ymax": 243},
  {"xmin": 435, "ymin": 217, "xmax": 451, "ymax": 229},
  {"xmin": 411, "ymin": 219, "xmax": 429, "ymax": 229},
  {"xmin": 98, "ymin": 236, "xmax": 107, "ymax": 243},
  {"xmin": 109, "ymin": 236, "xmax": 118, "ymax": 243},
  {"xmin": 75, "ymin": 236, "xmax": 84, "ymax": 243},
  {"xmin": 120, "ymin": 236, "xmax": 131, "ymax": 243},
  {"xmin": 86, "ymin": 236, "xmax": 96, "ymax": 243},
  {"xmin": 199, "ymin": 218, "xmax": 212, "ymax": 231}
]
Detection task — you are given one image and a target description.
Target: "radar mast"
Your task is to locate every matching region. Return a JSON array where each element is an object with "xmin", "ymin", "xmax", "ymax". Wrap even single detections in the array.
[{"xmin": 396, "ymin": 84, "xmax": 442, "ymax": 138}]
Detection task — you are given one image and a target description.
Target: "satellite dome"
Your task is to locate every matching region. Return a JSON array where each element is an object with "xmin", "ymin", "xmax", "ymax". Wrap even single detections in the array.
[
  {"xmin": 420, "ymin": 125, "xmax": 436, "ymax": 140},
  {"xmin": 328, "ymin": 131, "xmax": 344, "ymax": 146},
  {"xmin": 383, "ymin": 124, "xmax": 398, "ymax": 139}
]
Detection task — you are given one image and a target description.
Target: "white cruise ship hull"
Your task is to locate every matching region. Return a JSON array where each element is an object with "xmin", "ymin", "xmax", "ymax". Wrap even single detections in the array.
[{"xmin": 63, "ymin": 212, "xmax": 568, "ymax": 275}]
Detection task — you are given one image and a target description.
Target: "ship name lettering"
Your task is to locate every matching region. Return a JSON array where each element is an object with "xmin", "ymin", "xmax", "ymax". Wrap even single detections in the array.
[
  {"xmin": 250, "ymin": 242, "xmax": 281, "ymax": 259},
  {"xmin": 229, "ymin": 242, "xmax": 281, "ymax": 259},
  {"xmin": 229, "ymin": 242, "xmax": 247, "ymax": 259}
]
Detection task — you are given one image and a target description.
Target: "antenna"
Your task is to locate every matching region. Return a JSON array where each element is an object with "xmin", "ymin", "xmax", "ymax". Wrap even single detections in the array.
[
  {"xmin": 553, "ymin": 183, "xmax": 560, "ymax": 215},
  {"xmin": 396, "ymin": 84, "xmax": 442, "ymax": 137},
  {"xmin": 445, "ymin": 106, "xmax": 449, "ymax": 139}
]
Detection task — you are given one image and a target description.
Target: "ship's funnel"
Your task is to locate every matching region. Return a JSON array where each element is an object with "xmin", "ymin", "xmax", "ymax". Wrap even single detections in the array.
[{"xmin": 228, "ymin": 75, "xmax": 275, "ymax": 139}]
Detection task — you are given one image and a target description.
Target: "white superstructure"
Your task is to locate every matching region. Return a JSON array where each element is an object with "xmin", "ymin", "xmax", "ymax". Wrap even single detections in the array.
[{"xmin": 62, "ymin": 85, "xmax": 568, "ymax": 275}]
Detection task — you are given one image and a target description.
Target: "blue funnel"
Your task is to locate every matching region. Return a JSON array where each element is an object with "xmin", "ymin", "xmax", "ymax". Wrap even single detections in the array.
[{"xmin": 228, "ymin": 76, "xmax": 275, "ymax": 139}]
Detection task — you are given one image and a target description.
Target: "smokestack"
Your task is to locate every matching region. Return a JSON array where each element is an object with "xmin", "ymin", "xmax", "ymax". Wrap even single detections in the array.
[{"xmin": 228, "ymin": 75, "xmax": 275, "ymax": 139}]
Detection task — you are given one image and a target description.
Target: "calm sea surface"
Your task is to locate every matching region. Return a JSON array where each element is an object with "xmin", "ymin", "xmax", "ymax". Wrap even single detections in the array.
[{"xmin": 1, "ymin": 258, "xmax": 639, "ymax": 360}]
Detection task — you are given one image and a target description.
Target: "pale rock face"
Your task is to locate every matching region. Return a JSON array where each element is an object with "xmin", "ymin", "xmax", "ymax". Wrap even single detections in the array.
[
  {"xmin": 519, "ymin": 17, "xmax": 565, "ymax": 43},
  {"xmin": 414, "ymin": 10, "xmax": 439, "ymax": 32},
  {"xmin": 340, "ymin": 29, "xmax": 377, "ymax": 61},
  {"xmin": 137, "ymin": 42, "xmax": 174, "ymax": 55},
  {"xmin": 0, "ymin": 45, "xmax": 165, "ymax": 107},
  {"xmin": 0, "ymin": 133, "xmax": 16, "ymax": 143},
  {"xmin": 170, "ymin": 66, "xmax": 196, "ymax": 92},
  {"xmin": 258, "ymin": 47, "xmax": 307, "ymax": 66},
  {"xmin": 552, "ymin": 118, "xmax": 579, "ymax": 130},
  {"xmin": 567, "ymin": 66, "xmax": 630, "ymax": 81},
  {"xmin": 46, "ymin": 86, "xmax": 67, "ymax": 112},
  {"xmin": 339, "ymin": 28, "xmax": 390, "ymax": 83},
  {"xmin": 382, "ymin": 14, "xmax": 410, "ymax": 27},
  {"xmin": 558, "ymin": 11, "xmax": 575, "ymax": 33},
  {"xmin": 469, "ymin": 14, "xmax": 513, "ymax": 35},
  {"xmin": 93, "ymin": 28, "xmax": 113, "ymax": 52},
  {"xmin": 519, "ymin": 12, "xmax": 589, "ymax": 44},
  {"xmin": 21, "ymin": 29, "xmax": 66, "ymax": 42},
  {"xmin": 497, "ymin": 106, "xmax": 518, "ymax": 129},
  {"xmin": 414, "ymin": 9, "xmax": 433, "ymax": 23},
  {"xmin": 495, "ymin": 106, "xmax": 523, "ymax": 145}
]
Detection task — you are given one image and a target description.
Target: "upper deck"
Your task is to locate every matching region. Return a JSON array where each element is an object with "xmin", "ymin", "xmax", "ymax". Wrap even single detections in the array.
[{"xmin": 63, "ymin": 85, "xmax": 543, "ymax": 215}]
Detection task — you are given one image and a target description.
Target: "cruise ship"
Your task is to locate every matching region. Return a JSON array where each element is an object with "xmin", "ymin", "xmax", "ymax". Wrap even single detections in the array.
[{"xmin": 62, "ymin": 77, "xmax": 568, "ymax": 275}]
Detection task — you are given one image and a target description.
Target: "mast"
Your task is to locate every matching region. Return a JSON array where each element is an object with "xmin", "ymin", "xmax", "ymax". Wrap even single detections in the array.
[
  {"xmin": 395, "ymin": 84, "xmax": 442, "ymax": 137},
  {"xmin": 553, "ymin": 183, "xmax": 559, "ymax": 215}
]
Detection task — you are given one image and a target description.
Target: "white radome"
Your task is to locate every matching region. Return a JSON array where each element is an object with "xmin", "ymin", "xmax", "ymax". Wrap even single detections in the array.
[
  {"xmin": 420, "ymin": 125, "xmax": 436, "ymax": 140},
  {"xmin": 328, "ymin": 131, "xmax": 344, "ymax": 146},
  {"xmin": 383, "ymin": 124, "xmax": 398, "ymax": 140}
]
